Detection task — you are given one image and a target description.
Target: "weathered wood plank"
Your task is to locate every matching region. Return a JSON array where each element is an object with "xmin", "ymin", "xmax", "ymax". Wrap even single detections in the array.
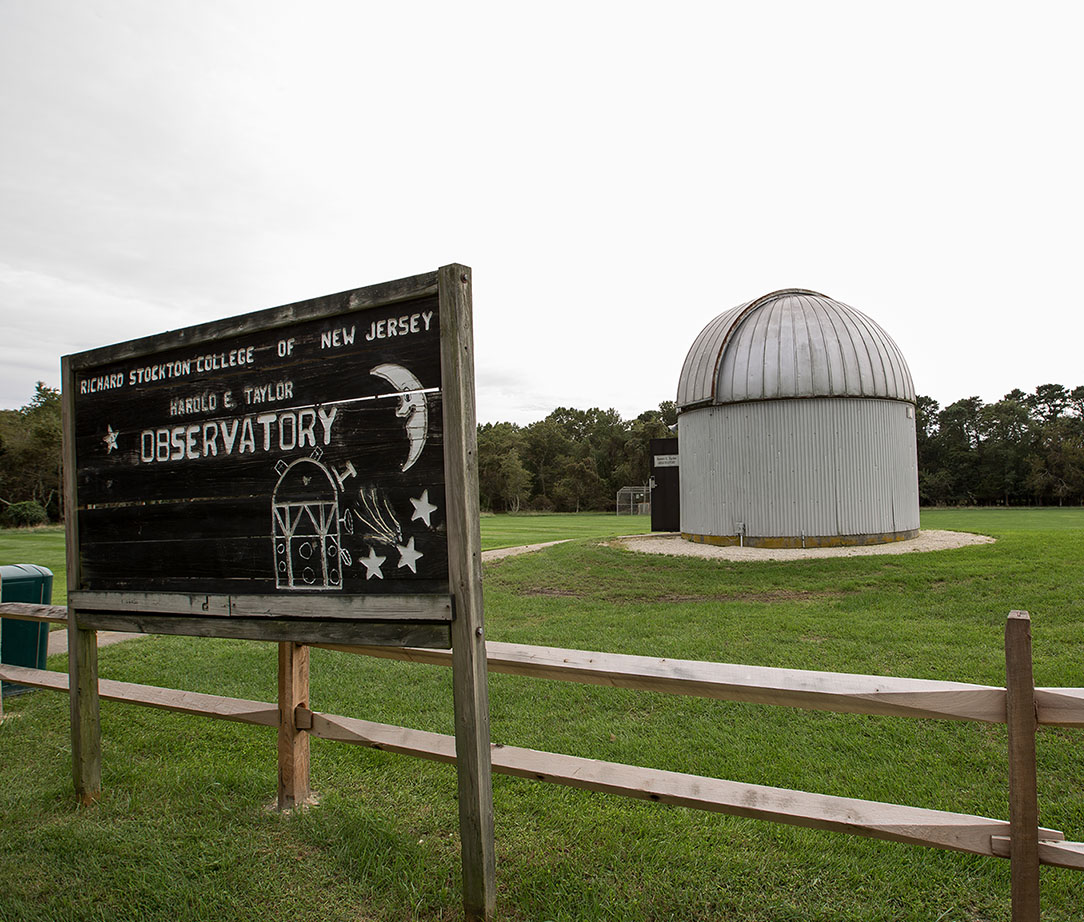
[
  {"xmin": 992, "ymin": 836, "xmax": 1084, "ymax": 870},
  {"xmin": 8, "ymin": 661, "xmax": 1077, "ymax": 869},
  {"xmin": 314, "ymin": 641, "xmax": 1010, "ymax": 723},
  {"xmin": 0, "ymin": 602, "xmax": 68, "ymax": 623},
  {"xmin": 29, "ymin": 616, "xmax": 1084, "ymax": 727},
  {"xmin": 308, "ymin": 709, "xmax": 1064, "ymax": 858},
  {"xmin": 70, "ymin": 591, "xmax": 452, "ymax": 622},
  {"xmin": 0, "ymin": 664, "xmax": 278, "ymax": 725},
  {"xmin": 74, "ymin": 612, "xmax": 450, "ymax": 648},
  {"xmin": 1032, "ymin": 687, "xmax": 1084, "ymax": 726},
  {"xmin": 277, "ymin": 643, "xmax": 311, "ymax": 810},
  {"xmin": 1005, "ymin": 611, "xmax": 1040, "ymax": 922},
  {"xmin": 67, "ymin": 271, "xmax": 440, "ymax": 369},
  {"xmin": 439, "ymin": 264, "xmax": 496, "ymax": 921},
  {"xmin": 63, "ymin": 353, "xmax": 102, "ymax": 806}
]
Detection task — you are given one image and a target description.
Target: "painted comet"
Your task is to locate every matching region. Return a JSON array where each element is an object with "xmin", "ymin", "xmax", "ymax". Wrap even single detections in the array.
[{"xmin": 371, "ymin": 363, "xmax": 428, "ymax": 472}]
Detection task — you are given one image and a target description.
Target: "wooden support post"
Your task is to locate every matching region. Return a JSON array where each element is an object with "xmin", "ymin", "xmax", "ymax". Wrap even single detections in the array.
[
  {"xmin": 439, "ymin": 264, "xmax": 497, "ymax": 921},
  {"xmin": 277, "ymin": 642, "xmax": 311, "ymax": 810},
  {"xmin": 1005, "ymin": 611, "xmax": 1040, "ymax": 922},
  {"xmin": 62, "ymin": 355, "xmax": 101, "ymax": 806},
  {"xmin": 69, "ymin": 618, "xmax": 101, "ymax": 805}
]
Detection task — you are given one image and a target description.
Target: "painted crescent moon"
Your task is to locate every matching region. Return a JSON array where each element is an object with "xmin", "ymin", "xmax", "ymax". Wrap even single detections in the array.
[{"xmin": 371, "ymin": 363, "xmax": 428, "ymax": 472}]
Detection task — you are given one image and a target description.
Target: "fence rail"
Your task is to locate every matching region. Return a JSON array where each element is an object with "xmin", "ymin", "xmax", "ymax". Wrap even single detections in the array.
[
  {"xmin": 7, "ymin": 601, "xmax": 1084, "ymax": 727},
  {"xmin": 2, "ymin": 600, "xmax": 1082, "ymax": 918}
]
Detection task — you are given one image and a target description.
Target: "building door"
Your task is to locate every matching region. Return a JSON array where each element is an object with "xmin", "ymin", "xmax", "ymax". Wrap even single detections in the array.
[{"xmin": 649, "ymin": 437, "xmax": 680, "ymax": 532}]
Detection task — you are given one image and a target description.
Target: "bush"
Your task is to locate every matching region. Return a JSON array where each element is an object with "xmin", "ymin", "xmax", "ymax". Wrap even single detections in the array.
[{"xmin": 1, "ymin": 500, "xmax": 49, "ymax": 528}]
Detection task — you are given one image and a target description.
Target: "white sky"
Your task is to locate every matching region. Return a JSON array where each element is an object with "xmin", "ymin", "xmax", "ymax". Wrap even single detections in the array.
[{"xmin": 1, "ymin": 1, "xmax": 1081, "ymax": 423}]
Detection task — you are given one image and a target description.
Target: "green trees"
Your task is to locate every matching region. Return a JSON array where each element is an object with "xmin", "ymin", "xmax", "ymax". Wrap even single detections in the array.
[
  {"xmin": 916, "ymin": 383, "xmax": 1084, "ymax": 506},
  {"xmin": 476, "ymin": 404, "xmax": 675, "ymax": 513},
  {"xmin": 0, "ymin": 382, "xmax": 63, "ymax": 523}
]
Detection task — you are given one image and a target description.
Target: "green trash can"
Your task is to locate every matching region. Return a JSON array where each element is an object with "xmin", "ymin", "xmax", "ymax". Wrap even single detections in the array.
[{"xmin": 1, "ymin": 564, "xmax": 54, "ymax": 698}]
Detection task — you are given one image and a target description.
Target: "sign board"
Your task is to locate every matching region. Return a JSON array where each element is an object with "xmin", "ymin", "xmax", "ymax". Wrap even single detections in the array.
[
  {"xmin": 62, "ymin": 270, "xmax": 472, "ymax": 646},
  {"xmin": 62, "ymin": 267, "xmax": 497, "ymax": 917},
  {"xmin": 653, "ymin": 453, "xmax": 679, "ymax": 468}
]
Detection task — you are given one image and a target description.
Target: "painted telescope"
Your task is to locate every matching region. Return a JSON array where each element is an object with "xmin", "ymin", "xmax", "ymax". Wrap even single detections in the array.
[{"xmin": 676, "ymin": 289, "xmax": 919, "ymax": 548}]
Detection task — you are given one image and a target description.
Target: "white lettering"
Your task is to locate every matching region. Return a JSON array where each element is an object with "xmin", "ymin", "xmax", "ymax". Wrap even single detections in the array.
[
  {"xmin": 220, "ymin": 420, "xmax": 239, "ymax": 455},
  {"xmin": 279, "ymin": 413, "xmax": 296, "ymax": 451},
  {"xmin": 297, "ymin": 409, "xmax": 316, "ymax": 447},
  {"xmin": 137, "ymin": 403, "xmax": 339, "ymax": 463},
  {"xmin": 257, "ymin": 413, "xmax": 276, "ymax": 450},
  {"xmin": 238, "ymin": 418, "xmax": 256, "ymax": 454},
  {"xmin": 202, "ymin": 422, "xmax": 218, "ymax": 457},
  {"xmin": 317, "ymin": 406, "xmax": 338, "ymax": 445}
]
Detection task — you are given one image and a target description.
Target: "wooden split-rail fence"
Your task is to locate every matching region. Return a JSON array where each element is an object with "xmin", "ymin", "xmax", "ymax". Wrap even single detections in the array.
[{"xmin": 1, "ymin": 603, "xmax": 1082, "ymax": 921}]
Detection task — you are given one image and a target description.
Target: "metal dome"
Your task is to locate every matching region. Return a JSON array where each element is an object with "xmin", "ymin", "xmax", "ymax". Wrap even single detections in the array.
[{"xmin": 677, "ymin": 289, "xmax": 915, "ymax": 409}]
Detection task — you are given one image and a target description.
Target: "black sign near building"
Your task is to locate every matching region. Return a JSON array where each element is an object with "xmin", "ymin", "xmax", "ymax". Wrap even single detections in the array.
[
  {"xmin": 73, "ymin": 294, "xmax": 446, "ymax": 598},
  {"xmin": 61, "ymin": 269, "xmax": 486, "ymax": 646}
]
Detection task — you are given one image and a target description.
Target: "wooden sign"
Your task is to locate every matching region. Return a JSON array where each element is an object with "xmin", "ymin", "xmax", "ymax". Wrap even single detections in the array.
[
  {"xmin": 63, "ymin": 267, "xmax": 498, "ymax": 918},
  {"xmin": 62, "ymin": 270, "xmax": 472, "ymax": 645}
]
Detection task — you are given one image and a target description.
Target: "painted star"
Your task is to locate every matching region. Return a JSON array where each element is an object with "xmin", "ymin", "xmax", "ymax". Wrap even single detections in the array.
[
  {"xmin": 410, "ymin": 489, "xmax": 438, "ymax": 527},
  {"xmin": 396, "ymin": 536, "xmax": 424, "ymax": 574},
  {"xmin": 103, "ymin": 425, "xmax": 119, "ymax": 453},
  {"xmin": 360, "ymin": 547, "xmax": 386, "ymax": 580}
]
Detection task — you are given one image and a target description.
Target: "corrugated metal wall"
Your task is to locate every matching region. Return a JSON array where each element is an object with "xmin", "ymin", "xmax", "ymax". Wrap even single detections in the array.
[{"xmin": 678, "ymin": 397, "xmax": 919, "ymax": 539}]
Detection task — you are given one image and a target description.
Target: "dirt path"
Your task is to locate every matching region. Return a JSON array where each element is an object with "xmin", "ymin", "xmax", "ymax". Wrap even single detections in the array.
[
  {"xmin": 47, "ymin": 630, "xmax": 147, "ymax": 657},
  {"xmin": 480, "ymin": 540, "xmax": 570, "ymax": 561}
]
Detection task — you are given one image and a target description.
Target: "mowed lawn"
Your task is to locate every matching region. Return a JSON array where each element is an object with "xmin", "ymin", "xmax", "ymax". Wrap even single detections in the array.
[
  {"xmin": 0, "ymin": 525, "xmax": 67, "ymax": 600},
  {"xmin": 0, "ymin": 509, "xmax": 1083, "ymax": 921},
  {"xmin": 480, "ymin": 512, "xmax": 651, "ymax": 550}
]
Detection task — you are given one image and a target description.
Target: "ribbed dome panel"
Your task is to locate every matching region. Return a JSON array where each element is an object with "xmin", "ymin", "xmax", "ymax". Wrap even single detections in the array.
[{"xmin": 677, "ymin": 290, "xmax": 914, "ymax": 408}]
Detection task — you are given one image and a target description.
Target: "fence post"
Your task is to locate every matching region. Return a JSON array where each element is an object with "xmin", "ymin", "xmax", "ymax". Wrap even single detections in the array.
[
  {"xmin": 439, "ymin": 264, "xmax": 497, "ymax": 921},
  {"xmin": 1005, "ymin": 610, "xmax": 1040, "ymax": 922},
  {"xmin": 277, "ymin": 641, "xmax": 311, "ymax": 810},
  {"xmin": 62, "ymin": 355, "xmax": 102, "ymax": 806}
]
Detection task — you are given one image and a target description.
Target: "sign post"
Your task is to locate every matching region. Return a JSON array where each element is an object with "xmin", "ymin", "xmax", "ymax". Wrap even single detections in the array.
[
  {"xmin": 62, "ymin": 265, "xmax": 496, "ymax": 917},
  {"xmin": 439, "ymin": 266, "xmax": 496, "ymax": 918}
]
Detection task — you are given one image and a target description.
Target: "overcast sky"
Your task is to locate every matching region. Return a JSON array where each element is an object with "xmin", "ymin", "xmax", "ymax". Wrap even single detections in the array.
[{"xmin": 1, "ymin": 1, "xmax": 1081, "ymax": 423}]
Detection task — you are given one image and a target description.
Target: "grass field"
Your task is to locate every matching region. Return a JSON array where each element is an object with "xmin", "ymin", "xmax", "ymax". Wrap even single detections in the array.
[
  {"xmin": 0, "ymin": 525, "xmax": 67, "ymax": 600},
  {"xmin": 1, "ymin": 509, "xmax": 1083, "ymax": 920},
  {"xmin": 479, "ymin": 512, "xmax": 651, "ymax": 550}
]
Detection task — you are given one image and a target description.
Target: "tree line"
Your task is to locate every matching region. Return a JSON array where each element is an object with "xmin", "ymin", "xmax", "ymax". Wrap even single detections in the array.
[
  {"xmin": 0, "ymin": 382, "xmax": 63, "ymax": 526},
  {"xmin": 477, "ymin": 404, "xmax": 677, "ymax": 512},
  {"xmin": 3, "ymin": 381, "xmax": 1083, "ymax": 525},
  {"xmin": 917, "ymin": 384, "xmax": 1084, "ymax": 506}
]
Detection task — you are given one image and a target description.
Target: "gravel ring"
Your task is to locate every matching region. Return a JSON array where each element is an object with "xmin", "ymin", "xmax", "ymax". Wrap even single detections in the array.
[{"xmin": 609, "ymin": 529, "xmax": 994, "ymax": 562}]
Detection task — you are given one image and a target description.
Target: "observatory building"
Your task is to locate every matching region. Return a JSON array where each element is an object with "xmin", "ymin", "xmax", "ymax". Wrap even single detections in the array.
[{"xmin": 676, "ymin": 289, "xmax": 919, "ymax": 547}]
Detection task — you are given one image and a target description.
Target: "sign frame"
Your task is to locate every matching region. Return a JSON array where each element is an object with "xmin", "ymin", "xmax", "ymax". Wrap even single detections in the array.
[
  {"xmin": 61, "ymin": 264, "xmax": 497, "ymax": 918},
  {"xmin": 63, "ymin": 268, "xmax": 465, "ymax": 646}
]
